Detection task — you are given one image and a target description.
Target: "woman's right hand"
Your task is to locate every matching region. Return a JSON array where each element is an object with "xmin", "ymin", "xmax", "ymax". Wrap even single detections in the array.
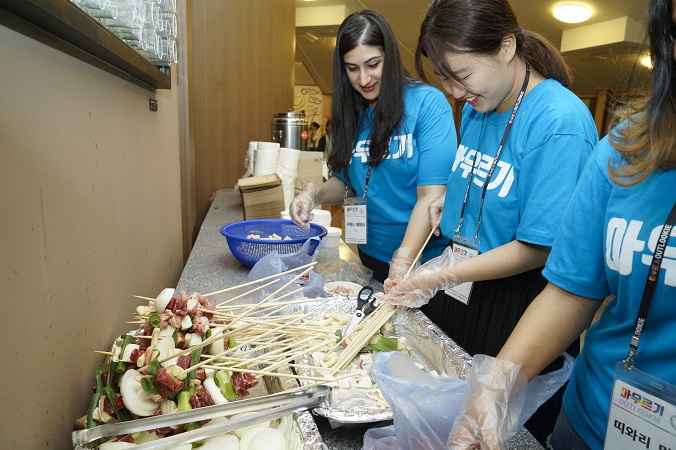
[
  {"xmin": 428, "ymin": 195, "xmax": 445, "ymax": 236},
  {"xmin": 289, "ymin": 182, "xmax": 321, "ymax": 228}
]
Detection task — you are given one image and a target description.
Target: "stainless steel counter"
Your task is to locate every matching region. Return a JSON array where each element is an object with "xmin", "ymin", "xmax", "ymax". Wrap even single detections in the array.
[{"xmin": 175, "ymin": 188, "xmax": 543, "ymax": 450}]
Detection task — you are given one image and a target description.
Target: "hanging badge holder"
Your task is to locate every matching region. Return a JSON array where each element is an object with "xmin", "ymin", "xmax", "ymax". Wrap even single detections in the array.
[
  {"xmin": 344, "ymin": 196, "xmax": 367, "ymax": 244},
  {"xmin": 604, "ymin": 363, "xmax": 676, "ymax": 450},
  {"xmin": 603, "ymin": 200, "xmax": 676, "ymax": 449},
  {"xmin": 445, "ymin": 234, "xmax": 479, "ymax": 304}
]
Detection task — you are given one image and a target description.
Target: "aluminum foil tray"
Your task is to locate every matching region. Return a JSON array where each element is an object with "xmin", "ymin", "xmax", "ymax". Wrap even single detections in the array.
[{"xmin": 294, "ymin": 295, "xmax": 473, "ymax": 424}]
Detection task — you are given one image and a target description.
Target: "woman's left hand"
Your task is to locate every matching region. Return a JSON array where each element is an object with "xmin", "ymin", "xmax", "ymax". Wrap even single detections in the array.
[{"xmin": 377, "ymin": 247, "xmax": 459, "ymax": 308}]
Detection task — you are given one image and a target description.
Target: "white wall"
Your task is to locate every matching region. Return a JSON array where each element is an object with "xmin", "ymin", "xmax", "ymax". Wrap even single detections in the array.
[{"xmin": 0, "ymin": 25, "xmax": 183, "ymax": 447}]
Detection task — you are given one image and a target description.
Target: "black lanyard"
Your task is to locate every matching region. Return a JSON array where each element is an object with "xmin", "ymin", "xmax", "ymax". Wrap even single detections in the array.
[
  {"xmin": 623, "ymin": 199, "xmax": 676, "ymax": 370},
  {"xmin": 363, "ymin": 166, "xmax": 372, "ymax": 200},
  {"xmin": 455, "ymin": 65, "xmax": 531, "ymax": 243}
]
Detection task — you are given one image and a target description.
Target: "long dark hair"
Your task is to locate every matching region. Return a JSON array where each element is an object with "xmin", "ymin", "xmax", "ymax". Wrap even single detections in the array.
[
  {"xmin": 328, "ymin": 10, "xmax": 410, "ymax": 175},
  {"xmin": 609, "ymin": 0, "xmax": 676, "ymax": 184},
  {"xmin": 414, "ymin": 0, "xmax": 572, "ymax": 86}
]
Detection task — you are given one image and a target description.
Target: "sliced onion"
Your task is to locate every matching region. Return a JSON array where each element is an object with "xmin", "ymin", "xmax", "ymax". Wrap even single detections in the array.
[
  {"xmin": 229, "ymin": 413, "xmax": 270, "ymax": 439},
  {"xmin": 239, "ymin": 427, "xmax": 285, "ymax": 450},
  {"xmin": 119, "ymin": 369, "xmax": 159, "ymax": 417},
  {"xmin": 99, "ymin": 442, "xmax": 137, "ymax": 449},
  {"xmin": 203, "ymin": 377, "xmax": 228, "ymax": 405},
  {"xmin": 154, "ymin": 288, "xmax": 175, "ymax": 312},
  {"xmin": 200, "ymin": 434, "xmax": 240, "ymax": 450}
]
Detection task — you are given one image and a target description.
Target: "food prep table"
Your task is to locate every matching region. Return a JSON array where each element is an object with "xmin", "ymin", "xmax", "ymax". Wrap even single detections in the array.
[{"xmin": 176, "ymin": 188, "xmax": 543, "ymax": 449}]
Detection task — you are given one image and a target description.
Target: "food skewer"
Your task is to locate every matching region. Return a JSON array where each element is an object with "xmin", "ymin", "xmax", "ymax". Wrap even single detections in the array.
[{"xmin": 204, "ymin": 261, "xmax": 316, "ymax": 297}]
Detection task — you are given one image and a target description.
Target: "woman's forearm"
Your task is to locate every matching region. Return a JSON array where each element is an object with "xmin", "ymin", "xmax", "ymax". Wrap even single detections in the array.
[
  {"xmin": 399, "ymin": 185, "xmax": 446, "ymax": 253},
  {"xmin": 498, "ymin": 283, "xmax": 602, "ymax": 380},
  {"xmin": 454, "ymin": 240, "xmax": 551, "ymax": 283},
  {"xmin": 316, "ymin": 177, "xmax": 348, "ymax": 204}
]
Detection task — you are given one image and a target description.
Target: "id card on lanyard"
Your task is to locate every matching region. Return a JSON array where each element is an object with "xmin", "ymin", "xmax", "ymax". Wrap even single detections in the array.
[
  {"xmin": 603, "ymin": 201, "xmax": 676, "ymax": 450},
  {"xmin": 446, "ymin": 235, "xmax": 479, "ymax": 304},
  {"xmin": 344, "ymin": 166, "xmax": 372, "ymax": 245},
  {"xmin": 446, "ymin": 66, "xmax": 531, "ymax": 305}
]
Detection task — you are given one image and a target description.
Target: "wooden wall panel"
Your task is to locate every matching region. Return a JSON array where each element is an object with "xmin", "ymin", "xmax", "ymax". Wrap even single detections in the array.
[{"xmin": 189, "ymin": 0, "xmax": 296, "ymax": 227}]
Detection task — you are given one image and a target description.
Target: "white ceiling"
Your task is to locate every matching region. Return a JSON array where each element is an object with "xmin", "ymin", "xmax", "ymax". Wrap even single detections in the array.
[{"xmin": 295, "ymin": 0, "xmax": 651, "ymax": 95}]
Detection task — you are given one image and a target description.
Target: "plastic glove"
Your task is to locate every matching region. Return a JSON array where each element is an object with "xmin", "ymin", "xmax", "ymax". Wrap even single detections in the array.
[
  {"xmin": 383, "ymin": 247, "xmax": 418, "ymax": 294},
  {"xmin": 289, "ymin": 182, "xmax": 321, "ymax": 228},
  {"xmin": 447, "ymin": 355, "xmax": 528, "ymax": 450},
  {"xmin": 428, "ymin": 195, "xmax": 445, "ymax": 236},
  {"xmin": 376, "ymin": 246, "xmax": 458, "ymax": 308}
]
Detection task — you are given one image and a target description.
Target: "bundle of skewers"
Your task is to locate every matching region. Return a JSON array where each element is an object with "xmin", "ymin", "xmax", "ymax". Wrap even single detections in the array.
[{"xmin": 78, "ymin": 260, "xmax": 400, "ymax": 446}]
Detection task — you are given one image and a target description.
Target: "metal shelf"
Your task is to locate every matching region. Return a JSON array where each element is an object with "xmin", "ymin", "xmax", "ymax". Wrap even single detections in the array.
[{"xmin": 0, "ymin": 0, "xmax": 171, "ymax": 91}]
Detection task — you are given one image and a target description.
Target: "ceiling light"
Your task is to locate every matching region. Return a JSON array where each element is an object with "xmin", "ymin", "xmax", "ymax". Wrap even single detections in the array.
[
  {"xmin": 553, "ymin": 4, "xmax": 592, "ymax": 23},
  {"xmin": 640, "ymin": 54, "xmax": 653, "ymax": 68}
]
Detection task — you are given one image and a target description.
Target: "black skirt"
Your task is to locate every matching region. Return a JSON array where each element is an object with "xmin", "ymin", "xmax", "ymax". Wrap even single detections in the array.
[
  {"xmin": 420, "ymin": 266, "xmax": 580, "ymax": 446},
  {"xmin": 358, "ymin": 248, "xmax": 389, "ymax": 284}
]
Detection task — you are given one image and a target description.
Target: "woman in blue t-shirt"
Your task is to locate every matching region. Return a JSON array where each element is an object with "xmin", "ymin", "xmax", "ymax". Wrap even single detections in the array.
[
  {"xmin": 289, "ymin": 10, "xmax": 457, "ymax": 284},
  {"xmin": 379, "ymin": 0, "xmax": 598, "ymax": 444},
  {"xmin": 448, "ymin": 0, "xmax": 676, "ymax": 448}
]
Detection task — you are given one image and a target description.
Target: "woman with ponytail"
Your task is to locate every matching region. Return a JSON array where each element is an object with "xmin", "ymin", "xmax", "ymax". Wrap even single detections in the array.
[{"xmin": 379, "ymin": 0, "xmax": 599, "ymax": 443}]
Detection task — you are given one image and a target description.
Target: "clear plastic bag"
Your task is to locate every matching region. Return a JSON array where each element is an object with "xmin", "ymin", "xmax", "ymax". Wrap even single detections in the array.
[
  {"xmin": 315, "ymin": 258, "xmax": 373, "ymax": 286},
  {"xmin": 246, "ymin": 237, "xmax": 327, "ymax": 304},
  {"xmin": 363, "ymin": 351, "xmax": 574, "ymax": 450}
]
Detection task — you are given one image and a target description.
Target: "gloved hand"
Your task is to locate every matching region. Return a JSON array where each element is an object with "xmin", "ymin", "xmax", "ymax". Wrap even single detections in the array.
[
  {"xmin": 289, "ymin": 182, "xmax": 321, "ymax": 228},
  {"xmin": 447, "ymin": 355, "xmax": 528, "ymax": 450},
  {"xmin": 383, "ymin": 247, "xmax": 418, "ymax": 294},
  {"xmin": 428, "ymin": 195, "xmax": 445, "ymax": 236},
  {"xmin": 376, "ymin": 246, "xmax": 458, "ymax": 308}
]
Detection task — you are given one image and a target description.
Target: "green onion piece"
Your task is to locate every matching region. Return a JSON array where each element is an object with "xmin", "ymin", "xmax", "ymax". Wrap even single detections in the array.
[
  {"xmin": 86, "ymin": 368, "xmax": 105, "ymax": 428},
  {"xmin": 361, "ymin": 336, "xmax": 398, "ymax": 353},
  {"xmin": 222, "ymin": 380, "xmax": 237, "ymax": 400},
  {"xmin": 185, "ymin": 421, "xmax": 200, "ymax": 432},
  {"xmin": 147, "ymin": 355, "xmax": 162, "ymax": 377},
  {"xmin": 177, "ymin": 390, "xmax": 192, "ymax": 412},
  {"xmin": 140, "ymin": 377, "xmax": 160, "ymax": 394},
  {"xmin": 103, "ymin": 386, "xmax": 132, "ymax": 422},
  {"xmin": 228, "ymin": 336, "xmax": 237, "ymax": 348},
  {"xmin": 184, "ymin": 348, "xmax": 202, "ymax": 383},
  {"xmin": 335, "ymin": 329, "xmax": 343, "ymax": 343},
  {"xmin": 149, "ymin": 313, "xmax": 161, "ymax": 328},
  {"xmin": 114, "ymin": 335, "xmax": 134, "ymax": 375}
]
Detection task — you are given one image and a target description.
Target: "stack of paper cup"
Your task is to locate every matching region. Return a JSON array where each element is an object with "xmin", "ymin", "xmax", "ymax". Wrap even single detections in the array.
[
  {"xmin": 276, "ymin": 147, "xmax": 301, "ymax": 208},
  {"xmin": 253, "ymin": 141, "xmax": 280, "ymax": 176}
]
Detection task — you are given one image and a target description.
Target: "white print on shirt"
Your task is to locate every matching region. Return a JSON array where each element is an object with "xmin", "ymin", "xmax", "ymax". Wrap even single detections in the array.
[
  {"xmin": 352, "ymin": 134, "xmax": 413, "ymax": 163},
  {"xmin": 606, "ymin": 218, "xmax": 676, "ymax": 287},
  {"xmin": 452, "ymin": 144, "xmax": 514, "ymax": 197}
]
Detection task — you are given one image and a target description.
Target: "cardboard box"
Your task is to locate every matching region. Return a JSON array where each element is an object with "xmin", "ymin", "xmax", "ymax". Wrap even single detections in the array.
[
  {"xmin": 238, "ymin": 174, "xmax": 285, "ymax": 220},
  {"xmin": 295, "ymin": 152, "xmax": 325, "ymax": 195}
]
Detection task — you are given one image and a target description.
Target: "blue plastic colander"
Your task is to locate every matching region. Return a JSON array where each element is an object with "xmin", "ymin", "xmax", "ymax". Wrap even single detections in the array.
[{"xmin": 220, "ymin": 219, "xmax": 327, "ymax": 268}]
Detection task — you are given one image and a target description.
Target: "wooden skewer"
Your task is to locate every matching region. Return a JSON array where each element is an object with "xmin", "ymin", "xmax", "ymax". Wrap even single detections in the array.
[
  {"xmin": 204, "ymin": 261, "xmax": 316, "ymax": 297},
  {"xmin": 198, "ymin": 364, "xmax": 338, "ymax": 383},
  {"xmin": 133, "ymin": 295, "xmax": 156, "ymax": 302},
  {"xmin": 182, "ymin": 311, "xmax": 316, "ymax": 374},
  {"xmin": 403, "ymin": 227, "xmax": 437, "ymax": 280},
  {"xmin": 213, "ymin": 278, "xmax": 281, "ymax": 309}
]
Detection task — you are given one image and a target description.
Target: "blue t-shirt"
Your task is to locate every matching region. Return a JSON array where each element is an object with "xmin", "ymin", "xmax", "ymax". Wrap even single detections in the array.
[
  {"xmin": 334, "ymin": 82, "xmax": 457, "ymax": 263},
  {"xmin": 543, "ymin": 134, "xmax": 676, "ymax": 449},
  {"xmin": 439, "ymin": 79, "xmax": 598, "ymax": 252}
]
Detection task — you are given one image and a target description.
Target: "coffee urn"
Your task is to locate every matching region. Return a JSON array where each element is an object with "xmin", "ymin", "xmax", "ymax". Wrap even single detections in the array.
[{"xmin": 271, "ymin": 110, "xmax": 309, "ymax": 151}]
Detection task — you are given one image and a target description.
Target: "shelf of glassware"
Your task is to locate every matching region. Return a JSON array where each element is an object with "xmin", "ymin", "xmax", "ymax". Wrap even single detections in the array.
[{"xmin": 0, "ymin": 0, "xmax": 171, "ymax": 90}]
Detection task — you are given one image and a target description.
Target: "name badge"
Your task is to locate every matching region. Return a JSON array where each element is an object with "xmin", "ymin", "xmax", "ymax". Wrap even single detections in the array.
[
  {"xmin": 344, "ymin": 197, "xmax": 367, "ymax": 244},
  {"xmin": 445, "ymin": 235, "xmax": 479, "ymax": 304},
  {"xmin": 604, "ymin": 362, "xmax": 676, "ymax": 449}
]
